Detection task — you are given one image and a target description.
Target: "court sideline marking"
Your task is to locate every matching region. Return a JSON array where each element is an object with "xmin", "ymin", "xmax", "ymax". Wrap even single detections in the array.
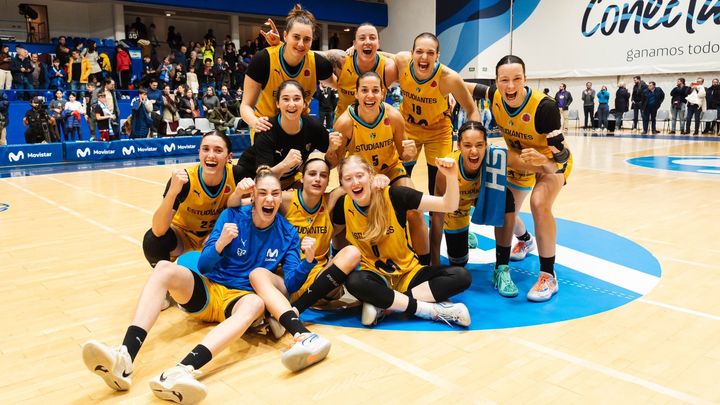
[{"xmin": 638, "ymin": 298, "xmax": 720, "ymax": 322}]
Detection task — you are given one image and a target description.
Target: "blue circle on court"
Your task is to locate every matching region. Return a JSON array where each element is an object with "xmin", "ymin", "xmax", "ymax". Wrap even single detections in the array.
[
  {"xmin": 178, "ymin": 213, "xmax": 661, "ymax": 331},
  {"xmin": 0, "ymin": 203, "xmax": 9, "ymax": 213},
  {"xmin": 627, "ymin": 155, "xmax": 720, "ymax": 175}
]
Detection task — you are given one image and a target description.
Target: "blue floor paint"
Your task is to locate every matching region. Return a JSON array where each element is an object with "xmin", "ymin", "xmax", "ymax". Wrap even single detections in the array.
[
  {"xmin": 0, "ymin": 155, "xmax": 200, "ymax": 178},
  {"xmin": 177, "ymin": 213, "xmax": 661, "ymax": 332},
  {"xmin": 627, "ymin": 155, "xmax": 720, "ymax": 175}
]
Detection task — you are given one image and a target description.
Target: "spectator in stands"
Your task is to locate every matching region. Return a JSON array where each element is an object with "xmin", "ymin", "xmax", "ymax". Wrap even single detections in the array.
[
  {"xmin": 231, "ymin": 87, "xmax": 243, "ymax": 117},
  {"xmin": 11, "ymin": 46, "xmax": 34, "ymax": 100},
  {"xmin": 240, "ymin": 39, "xmax": 255, "ymax": 62},
  {"xmin": 554, "ymin": 83, "xmax": 572, "ymax": 133},
  {"xmin": 74, "ymin": 41, "xmax": 85, "ymax": 55},
  {"xmin": 641, "ymin": 81, "xmax": 664, "ymax": 134},
  {"xmin": 200, "ymin": 58, "xmax": 215, "ymax": 93},
  {"xmin": 115, "ymin": 46, "xmax": 132, "ymax": 90},
  {"xmin": 49, "ymin": 58, "xmax": 66, "ymax": 90},
  {"xmin": 703, "ymin": 78, "xmax": 719, "ymax": 134},
  {"xmin": 187, "ymin": 50, "xmax": 202, "ymax": 75},
  {"xmin": 0, "ymin": 90, "xmax": 8, "ymax": 145},
  {"xmin": 213, "ymin": 57, "xmax": 230, "ymax": 90},
  {"xmin": 232, "ymin": 61, "xmax": 246, "ymax": 90},
  {"xmin": 186, "ymin": 65, "xmax": 199, "ymax": 94},
  {"xmin": 669, "ymin": 78, "xmax": 688, "ymax": 134},
  {"xmin": 207, "ymin": 99, "xmax": 235, "ymax": 133},
  {"xmin": 0, "ymin": 45, "xmax": 12, "ymax": 90},
  {"xmin": 55, "ymin": 36, "xmax": 70, "ymax": 67},
  {"xmin": 147, "ymin": 78, "xmax": 163, "ymax": 115},
  {"xmin": 29, "ymin": 53, "xmax": 47, "ymax": 91},
  {"xmin": 223, "ymin": 42, "xmax": 238, "ymax": 70},
  {"xmin": 100, "ymin": 78, "xmax": 120, "ymax": 137},
  {"xmin": 85, "ymin": 82, "xmax": 98, "ymax": 140},
  {"xmin": 167, "ymin": 26, "xmax": 181, "ymax": 50},
  {"xmin": 204, "ymin": 30, "xmax": 216, "ymax": 45},
  {"xmin": 132, "ymin": 17, "xmax": 148, "ymax": 40},
  {"xmin": 631, "ymin": 75, "xmax": 647, "ymax": 131},
  {"xmin": 202, "ymin": 86, "xmax": 219, "ymax": 114},
  {"xmin": 141, "ymin": 55, "xmax": 159, "ymax": 87},
  {"xmin": 95, "ymin": 92, "xmax": 117, "ymax": 141},
  {"xmin": 130, "ymin": 88, "xmax": 153, "ymax": 138},
  {"xmin": 597, "ymin": 85, "xmax": 610, "ymax": 133},
  {"xmin": 329, "ymin": 33, "xmax": 340, "ymax": 50},
  {"xmin": 83, "ymin": 40, "xmax": 103, "ymax": 84},
  {"xmin": 314, "ymin": 83, "xmax": 337, "ymax": 129},
  {"xmin": 67, "ymin": 49, "xmax": 90, "ymax": 97},
  {"xmin": 684, "ymin": 78, "xmax": 706, "ymax": 135},
  {"xmin": 218, "ymin": 85, "xmax": 234, "ymax": 105},
  {"xmin": 174, "ymin": 44, "xmax": 187, "ymax": 69},
  {"xmin": 614, "ymin": 82, "xmax": 630, "ymax": 131},
  {"xmin": 161, "ymin": 84, "xmax": 179, "ymax": 135},
  {"xmin": 581, "ymin": 82, "xmax": 595, "ymax": 129},
  {"xmin": 201, "ymin": 39, "xmax": 215, "ymax": 62},
  {"xmin": 49, "ymin": 89, "xmax": 67, "ymax": 140},
  {"xmin": 158, "ymin": 56, "xmax": 173, "ymax": 85},
  {"xmin": 172, "ymin": 63, "xmax": 186, "ymax": 89},
  {"xmin": 24, "ymin": 96, "xmax": 55, "ymax": 144},
  {"xmin": 63, "ymin": 92, "xmax": 83, "ymax": 141},
  {"xmin": 99, "ymin": 52, "xmax": 112, "ymax": 82},
  {"xmin": 178, "ymin": 88, "xmax": 199, "ymax": 119}
]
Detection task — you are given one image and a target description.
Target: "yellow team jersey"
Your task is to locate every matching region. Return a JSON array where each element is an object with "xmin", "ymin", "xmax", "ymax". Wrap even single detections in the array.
[
  {"xmin": 254, "ymin": 44, "xmax": 317, "ymax": 119},
  {"xmin": 399, "ymin": 61, "xmax": 451, "ymax": 131},
  {"xmin": 347, "ymin": 103, "xmax": 406, "ymax": 181},
  {"xmin": 285, "ymin": 189, "xmax": 333, "ymax": 265},
  {"xmin": 336, "ymin": 53, "xmax": 387, "ymax": 117},
  {"xmin": 343, "ymin": 188, "xmax": 423, "ymax": 278},
  {"xmin": 444, "ymin": 150, "xmax": 482, "ymax": 232},
  {"xmin": 171, "ymin": 163, "xmax": 236, "ymax": 239}
]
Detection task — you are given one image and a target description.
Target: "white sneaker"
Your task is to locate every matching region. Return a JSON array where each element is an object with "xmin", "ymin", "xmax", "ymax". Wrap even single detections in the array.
[
  {"xmin": 417, "ymin": 302, "xmax": 471, "ymax": 327},
  {"xmin": 267, "ymin": 316, "xmax": 286, "ymax": 339},
  {"xmin": 82, "ymin": 340, "xmax": 133, "ymax": 391},
  {"xmin": 527, "ymin": 272, "xmax": 559, "ymax": 302},
  {"xmin": 360, "ymin": 302, "xmax": 386, "ymax": 326},
  {"xmin": 510, "ymin": 236, "xmax": 536, "ymax": 261},
  {"xmin": 149, "ymin": 364, "xmax": 207, "ymax": 404},
  {"xmin": 281, "ymin": 333, "xmax": 331, "ymax": 372}
]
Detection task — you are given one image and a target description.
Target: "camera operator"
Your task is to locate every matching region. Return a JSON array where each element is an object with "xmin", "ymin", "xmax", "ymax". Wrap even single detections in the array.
[{"xmin": 23, "ymin": 96, "xmax": 56, "ymax": 144}]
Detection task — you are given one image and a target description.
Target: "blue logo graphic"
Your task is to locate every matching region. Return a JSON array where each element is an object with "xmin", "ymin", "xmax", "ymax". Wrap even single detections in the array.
[
  {"xmin": 0, "ymin": 203, "xmax": 9, "ymax": 213},
  {"xmin": 627, "ymin": 155, "xmax": 720, "ymax": 174},
  {"xmin": 179, "ymin": 213, "xmax": 662, "ymax": 332}
]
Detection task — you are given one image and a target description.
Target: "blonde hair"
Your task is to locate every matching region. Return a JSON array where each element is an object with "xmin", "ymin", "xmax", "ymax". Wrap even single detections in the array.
[
  {"xmin": 255, "ymin": 165, "xmax": 277, "ymax": 183},
  {"xmin": 286, "ymin": 4, "xmax": 316, "ymax": 33},
  {"xmin": 337, "ymin": 155, "xmax": 389, "ymax": 245}
]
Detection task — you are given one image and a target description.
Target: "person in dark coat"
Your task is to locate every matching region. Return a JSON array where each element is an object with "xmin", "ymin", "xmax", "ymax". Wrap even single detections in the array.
[
  {"xmin": 613, "ymin": 82, "xmax": 630, "ymax": 130},
  {"xmin": 641, "ymin": 81, "xmax": 665, "ymax": 134}
]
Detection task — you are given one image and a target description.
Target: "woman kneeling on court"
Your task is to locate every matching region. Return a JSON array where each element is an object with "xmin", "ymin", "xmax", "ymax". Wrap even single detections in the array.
[
  {"xmin": 82, "ymin": 167, "xmax": 330, "ymax": 404},
  {"xmin": 333, "ymin": 155, "xmax": 472, "ymax": 327}
]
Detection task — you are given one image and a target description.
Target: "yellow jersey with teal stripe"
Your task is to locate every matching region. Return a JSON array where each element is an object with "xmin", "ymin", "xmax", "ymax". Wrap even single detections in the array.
[
  {"xmin": 255, "ymin": 44, "xmax": 317, "ymax": 119},
  {"xmin": 444, "ymin": 150, "xmax": 482, "ymax": 232},
  {"xmin": 336, "ymin": 53, "xmax": 387, "ymax": 117},
  {"xmin": 171, "ymin": 163, "xmax": 237, "ymax": 236},
  {"xmin": 343, "ymin": 188, "xmax": 422, "ymax": 276},
  {"xmin": 347, "ymin": 103, "xmax": 406, "ymax": 181},
  {"xmin": 490, "ymin": 87, "xmax": 554, "ymax": 158},
  {"xmin": 399, "ymin": 61, "xmax": 451, "ymax": 131},
  {"xmin": 284, "ymin": 189, "xmax": 332, "ymax": 265}
]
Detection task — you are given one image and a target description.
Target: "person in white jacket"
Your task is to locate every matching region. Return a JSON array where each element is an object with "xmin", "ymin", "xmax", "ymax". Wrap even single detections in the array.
[{"xmin": 684, "ymin": 77, "xmax": 706, "ymax": 135}]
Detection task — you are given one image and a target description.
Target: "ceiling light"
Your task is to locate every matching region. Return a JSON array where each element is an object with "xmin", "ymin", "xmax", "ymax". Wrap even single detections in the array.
[{"xmin": 343, "ymin": 28, "xmax": 350, "ymax": 32}]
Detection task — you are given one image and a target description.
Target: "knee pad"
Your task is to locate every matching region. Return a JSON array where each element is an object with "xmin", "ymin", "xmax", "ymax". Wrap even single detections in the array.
[{"xmin": 142, "ymin": 228, "xmax": 178, "ymax": 267}]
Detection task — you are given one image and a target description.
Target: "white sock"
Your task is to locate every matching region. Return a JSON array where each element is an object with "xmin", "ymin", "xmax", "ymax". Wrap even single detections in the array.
[{"xmin": 414, "ymin": 300, "xmax": 434, "ymax": 317}]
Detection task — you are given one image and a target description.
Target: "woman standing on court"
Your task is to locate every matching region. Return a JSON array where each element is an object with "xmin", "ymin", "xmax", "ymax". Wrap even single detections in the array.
[
  {"xmin": 234, "ymin": 80, "xmax": 343, "ymax": 190},
  {"xmin": 333, "ymin": 155, "xmax": 472, "ymax": 327},
  {"xmin": 240, "ymin": 5, "xmax": 335, "ymax": 141},
  {"xmin": 469, "ymin": 55, "xmax": 572, "ymax": 302},
  {"xmin": 83, "ymin": 167, "xmax": 330, "ymax": 404}
]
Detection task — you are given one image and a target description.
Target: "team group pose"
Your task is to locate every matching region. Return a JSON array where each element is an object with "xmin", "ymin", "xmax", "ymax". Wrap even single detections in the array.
[{"xmin": 82, "ymin": 4, "xmax": 572, "ymax": 403}]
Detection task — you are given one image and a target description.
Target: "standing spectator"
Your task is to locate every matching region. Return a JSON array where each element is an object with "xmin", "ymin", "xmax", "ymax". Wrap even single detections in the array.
[
  {"xmin": 130, "ymin": 88, "xmax": 153, "ymax": 138},
  {"xmin": 178, "ymin": 88, "xmax": 199, "ymax": 118},
  {"xmin": 55, "ymin": 36, "xmax": 70, "ymax": 67},
  {"xmin": 49, "ymin": 89, "xmax": 67, "ymax": 141},
  {"xmin": 186, "ymin": 65, "xmax": 199, "ymax": 94},
  {"xmin": 240, "ymin": 40, "xmax": 255, "ymax": 62},
  {"xmin": 0, "ymin": 45, "xmax": 12, "ymax": 90},
  {"xmin": 132, "ymin": 17, "xmax": 148, "ymax": 40},
  {"xmin": 200, "ymin": 58, "xmax": 214, "ymax": 93},
  {"xmin": 641, "ymin": 81, "xmax": 664, "ymax": 134},
  {"xmin": 167, "ymin": 26, "xmax": 180, "ymax": 50},
  {"xmin": 614, "ymin": 82, "xmax": 630, "ymax": 131},
  {"xmin": 161, "ymin": 84, "xmax": 179, "ymax": 135},
  {"xmin": 201, "ymin": 39, "xmax": 215, "ymax": 62},
  {"xmin": 63, "ymin": 92, "xmax": 84, "ymax": 141},
  {"xmin": 0, "ymin": 90, "xmax": 9, "ymax": 145},
  {"xmin": 174, "ymin": 45, "xmax": 187, "ymax": 68},
  {"xmin": 146, "ymin": 78, "xmax": 163, "ymax": 135},
  {"xmin": 207, "ymin": 99, "xmax": 235, "ymax": 133},
  {"xmin": 171, "ymin": 64, "xmax": 186, "ymax": 89},
  {"xmin": 684, "ymin": 78, "xmax": 706, "ymax": 135},
  {"xmin": 596, "ymin": 85, "xmax": 611, "ymax": 133},
  {"xmin": 213, "ymin": 57, "xmax": 230, "ymax": 90},
  {"xmin": 67, "ymin": 49, "xmax": 90, "ymax": 97},
  {"xmin": 158, "ymin": 56, "xmax": 173, "ymax": 85},
  {"xmin": 314, "ymin": 83, "xmax": 337, "ymax": 129},
  {"xmin": 232, "ymin": 61, "xmax": 246, "ymax": 90},
  {"xmin": 703, "ymin": 78, "xmax": 719, "ymax": 134},
  {"xmin": 115, "ymin": 46, "xmax": 132, "ymax": 90},
  {"xmin": 201, "ymin": 86, "xmax": 219, "ymax": 114},
  {"xmin": 554, "ymin": 83, "xmax": 572, "ymax": 133},
  {"xmin": 223, "ymin": 43, "xmax": 238, "ymax": 70},
  {"xmin": 94, "ymin": 92, "xmax": 117, "ymax": 141},
  {"xmin": 29, "ymin": 53, "xmax": 47, "ymax": 91},
  {"xmin": 186, "ymin": 50, "xmax": 202, "ymax": 75},
  {"xmin": 141, "ymin": 55, "xmax": 159, "ymax": 87},
  {"xmin": 83, "ymin": 40, "xmax": 103, "ymax": 84},
  {"xmin": 85, "ymin": 82, "xmax": 98, "ymax": 140},
  {"xmin": 11, "ymin": 46, "xmax": 34, "ymax": 100},
  {"xmin": 631, "ymin": 75, "xmax": 647, "ymax": 131},
  {"xmin": 100, "ymin": 78, "xmax": 120, "ymax": 137},
  {"xmin": 581, "ymin": 81, "xmax": 595, "ymax": 129},
  {"xmin": 329, "ymin": 33, "xmax": 340, "ymax": 49},
  {"xmin": 669, "ymin": 78, "xmax": 688, "ymax": 134},
  {"xmin": 148, "ymin": 24, "xmax": 160, "ymax": 60},
  {"xmin": 48, "ymin": 58, "xmax": 66, "ymax": 90}
]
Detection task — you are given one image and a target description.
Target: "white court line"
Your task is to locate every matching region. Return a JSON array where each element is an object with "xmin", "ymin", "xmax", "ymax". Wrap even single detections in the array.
[
  {"xmin": 471, "ymin": 225, "xmax": 660, "ymax": 295},
  {"xmin": 100, "ymin": 169, "xmax": 166, "ymax": 186},
  {"xmin": 657, "ymin": 256, "xmax": 719, "ymax": 270},
  {"xmin": 509, "ymin": 337, "xmax": 713, "ymax": 405},
  {"xmin": 5, "ymin": 181, "xmax": 141, "ymax": 246},
  {"xmin": 45, "ymin": 176, "xmax": 154, "ymax": 215},
  {"xmin": 638, "ymin": 299, "xmax": 720, "ymax": 322}
]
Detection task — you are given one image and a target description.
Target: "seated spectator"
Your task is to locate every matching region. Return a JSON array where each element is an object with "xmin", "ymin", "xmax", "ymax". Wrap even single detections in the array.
[
  {"xmin": 178, "ymin": 88, "xmax": 199, "ymax": 119},
  {"xmin": 1, "ymin": 45, "xmax": 13, "ymax": 90},
  {"xmin": 49, "ymin": 58, "xmax": 66, "ymax": 90},
  {"xmin": 202, "ymin": 86, "xmax": 219, "ymax": 114},
  {"xmin": 130, "ymin": 88, "xmax": 153, "ymax": 138},
  {"xmin": 218, "ymin": 85, "xmax": 234, "ymax": 105},
  {"xmin": 207, "ymin": 99, "xmax": 235, "ymax": 133},
  {"xmin": 49, "ymin": 89, "xmax": 67, "ymax": 140},
  {"xmin": 231, "ymin": 87, "xmax": 243, "ymax": 117},
  {"xmin": 63, "ymin": 92, "xmax": 84, "ymax": 141}
]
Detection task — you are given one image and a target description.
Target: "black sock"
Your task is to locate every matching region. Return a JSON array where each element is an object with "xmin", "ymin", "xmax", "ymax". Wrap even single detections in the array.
[
  {"xmin": 279, "ymin": 310, "xmax": 310, "ymax": 336},
  {"xmin": 122, "ymin": 325, "xmax": 148, "ymax": 362},
  {"xmin": 518, "ymin": 231, "xmax": 531, "ymax": 242},
  {"xmin": 291, "ymin": 264, "xmax": 347, "ymax": 313},
  {"xmin": 179, "ymin": 344, "xmax": 212, "ymax": 370},
  {"xmin": 495, "ymin": 245, "xmax": 511, "ymax": 268},
  {"xmin": 539, "ymin": 256, "xmax": 555, "ymax": 276},
  {"xmin": 404, "ymin": 297, "xmax": 418, "ymax": 315},
  {"xmin": 418, "ymin": 253, "xmax": 431, "ymax": 266}
]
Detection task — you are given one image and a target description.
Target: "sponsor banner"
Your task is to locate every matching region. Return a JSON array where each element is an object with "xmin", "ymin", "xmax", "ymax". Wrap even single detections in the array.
[
  {"xmin": 64, "ymin": 138, "xmax": 202, "ymax": 162},
  {"xmin": 0, "ymin": 143, "xmax": 64, "ymax": 166}
]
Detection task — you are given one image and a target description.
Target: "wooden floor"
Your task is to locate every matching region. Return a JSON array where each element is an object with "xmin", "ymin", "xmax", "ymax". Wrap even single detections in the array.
[{"xmin": 1, "ymin": 133, "xmax": 719, "ymax": 404}]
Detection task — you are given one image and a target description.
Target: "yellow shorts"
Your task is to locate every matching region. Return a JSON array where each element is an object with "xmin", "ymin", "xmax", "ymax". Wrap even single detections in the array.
[
  {"xmin": 366, "ymin": 265, "xmax": 424, "ymax": 294},
  {"xmin": 187, "ymin": 274, "xmax": 253, "ymax": 323},
  {"xmin": 508, "ymin": 153, "xmax": 573, "ymax": 190},
  {"xmin": 379, "ymin": 162, "xmax": 408, "ymax": 184},
  {"xmin": 280, "ymin": 171, "xmax": 302, "ymax": 190},
  {"xmin": 290, "ymin": 259, "xmax": 328, "ymax": 302},
  {"xmin": 173, "ymin": 227, "xmax": 208, "ymax": 253},
  {"xmin": 443, "ymin": 205, "xmax": 472, "ymax": 232},
  {"xmin": 404, "ymin": 123, "xmax": 453, "ymax": 167}
]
